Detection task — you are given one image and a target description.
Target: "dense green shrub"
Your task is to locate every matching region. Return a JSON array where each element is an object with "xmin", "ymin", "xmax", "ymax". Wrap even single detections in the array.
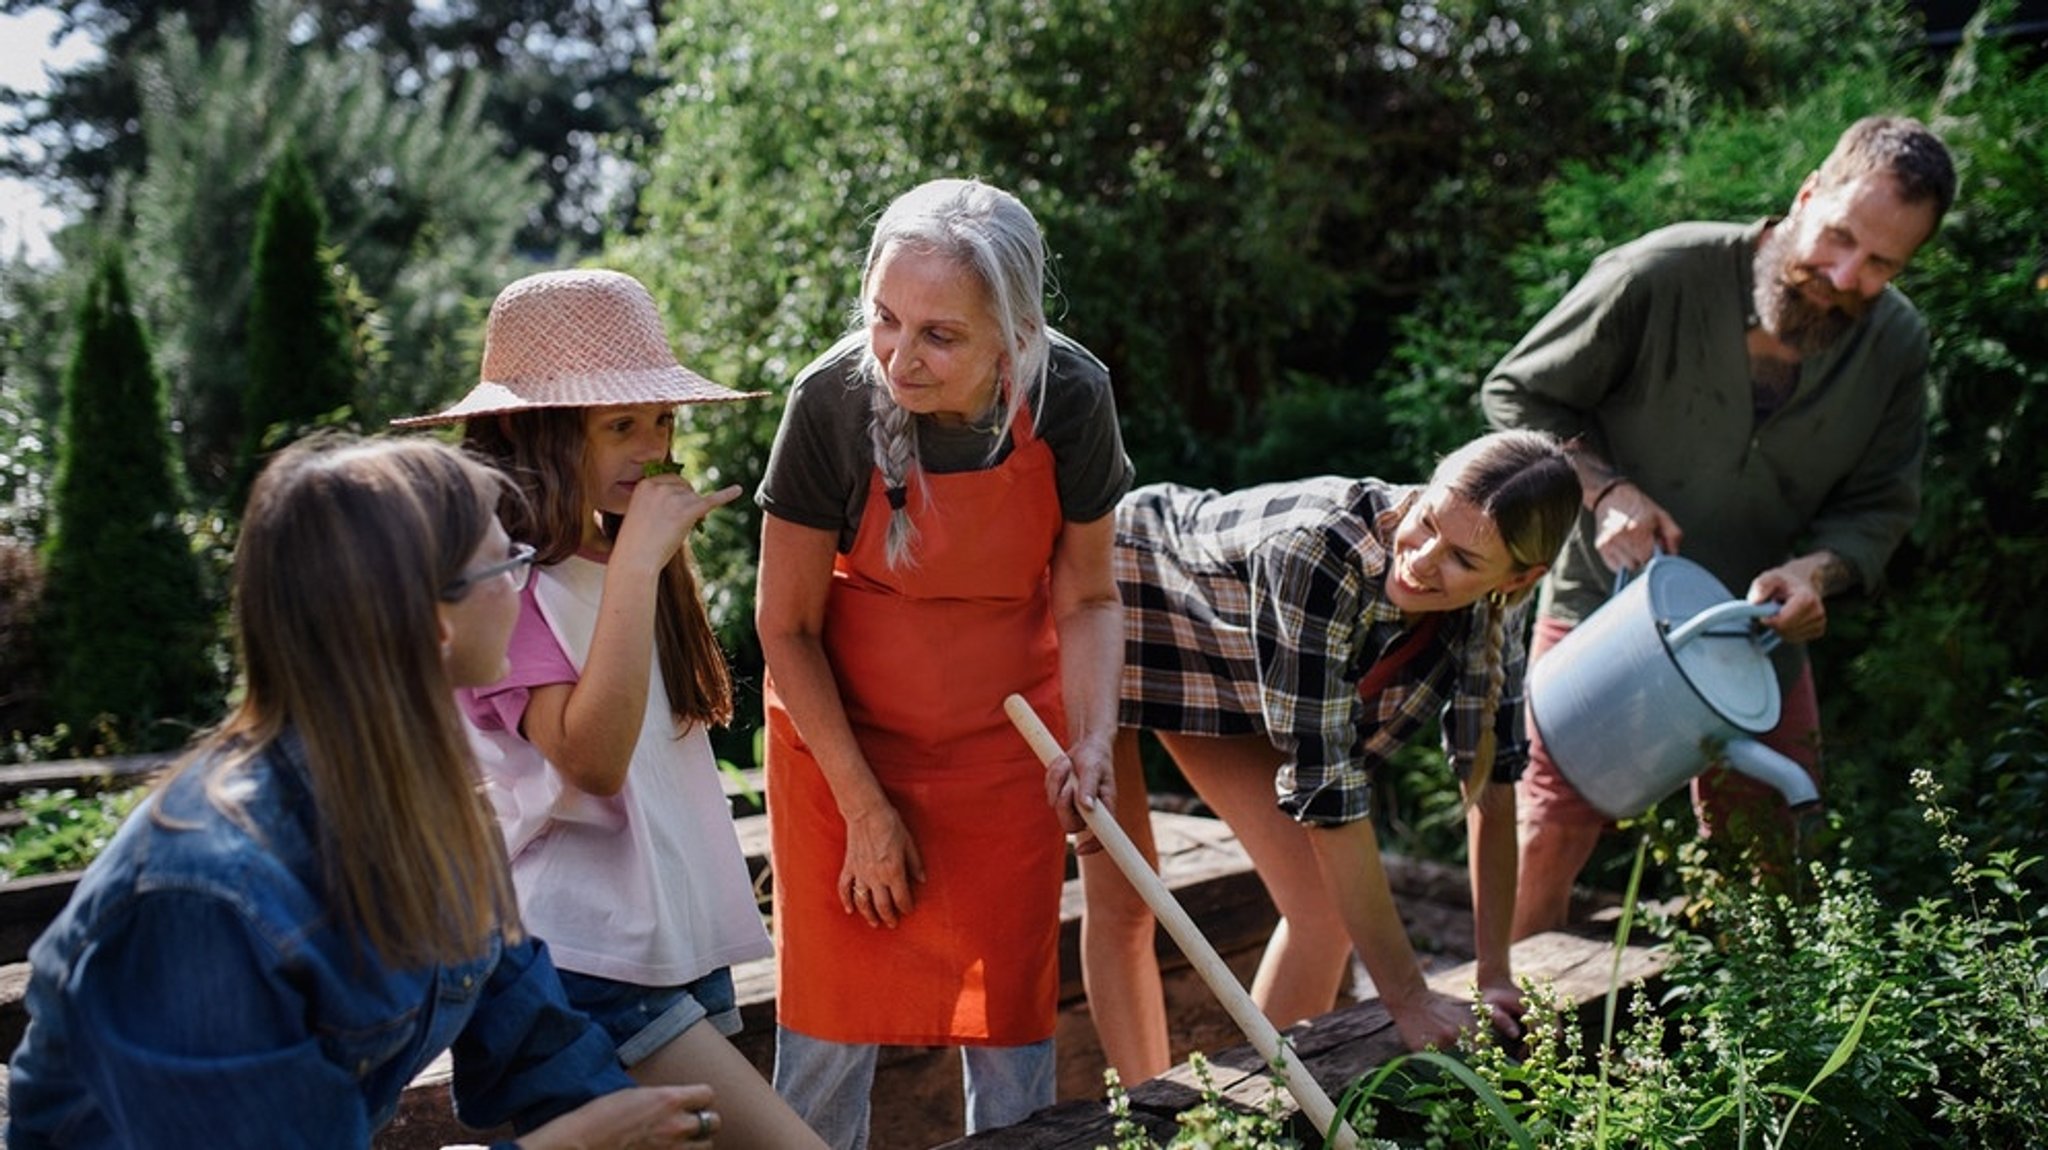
[
  {"xmin": 40, "ymin": 250, "xmax": 221, "ymax": 754},
  {"xmin": 237, "ymin": 143, "xmax": 361, "ymax": 502},
  {"xmin": 1335, "ymin": 706, "xmax": 2048, "ymax": 1148},
  {"xmin": 1, "ymin": 256, "xmax": 70, "ymax": 545},
  {"xmin": 0, "ymin": 786, "xmax": 148, "ymax": 882}
]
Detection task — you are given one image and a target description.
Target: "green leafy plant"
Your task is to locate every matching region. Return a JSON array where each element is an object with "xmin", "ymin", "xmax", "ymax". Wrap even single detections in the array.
[
  {"xmin": 0, "ymin": 786, "xmax": 147, "ymax": 882},
  {"xmin": 1103, "ymin": 1054, "xmax": 1310, "ymax": 1150},
  {"xmin": 1328, "ymin": 748, "xmax": 2048, "ymax": 1148},
  {"xmin": 1311, "ymin": 664, "xmax": 2048, "ymax": 1146}
]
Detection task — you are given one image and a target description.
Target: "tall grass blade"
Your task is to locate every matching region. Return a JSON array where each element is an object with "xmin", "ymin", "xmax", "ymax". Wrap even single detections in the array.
[
  {"xmin": 1333, "ymin": 1050, "xmax": 1536, "ymax": 1150},
  {"xmin": 1594, "ymin": 834, "xmax": 1650, "ymax": 1149},
  {"xmin": 1767, "ymin": 985, "xmax": 1881, "ymax": 1150}
]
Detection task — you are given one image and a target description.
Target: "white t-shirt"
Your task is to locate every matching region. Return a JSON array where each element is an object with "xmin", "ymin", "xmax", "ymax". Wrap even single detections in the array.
[{"xmin": 458, "ymin": 555, "xmax": 771, "ymax": 986}]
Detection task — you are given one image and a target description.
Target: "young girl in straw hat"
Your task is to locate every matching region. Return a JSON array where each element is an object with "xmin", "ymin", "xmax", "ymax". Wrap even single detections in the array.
[
  {"xmin": 397, "ymin": 269, "xmax": 827, "ymax": 1149},
  {"xmin": 8, "ymin": 434, "xmax": 719, "ymax": 1147}
]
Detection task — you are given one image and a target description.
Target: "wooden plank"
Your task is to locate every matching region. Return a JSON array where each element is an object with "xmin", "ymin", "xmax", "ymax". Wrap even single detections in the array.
[
  {"xmin": 1009, "ymin": 929, "xmax": 1672, "ymax": 1150},
  {"xmin": 0, "ymin": 758, "xmax": 764, "ymax": 814},
  {"xmin": 2, "ymin": 794, "xmax": 1667, "ymax": 1150},
  {"xmin": 0, "ymin": 755, "xmax": 168, "ymax": 803},
  {"xmin": 919, "ymin": 1098, "xmax": 1166, "ymax": 1148},
  {"xmin": 0, "ymin": 872, "xmax": 81, "ymax": 968}
]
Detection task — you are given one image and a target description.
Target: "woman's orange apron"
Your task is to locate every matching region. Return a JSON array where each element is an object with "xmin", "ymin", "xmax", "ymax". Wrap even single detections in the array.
[{"xmin": 765, "ymin": 406, "xmax": 1069, "ymax": 1047}]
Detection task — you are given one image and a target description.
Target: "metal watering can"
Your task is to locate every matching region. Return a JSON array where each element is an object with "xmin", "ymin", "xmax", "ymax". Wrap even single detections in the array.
[{"xmin": 1526, "ymin": 552, "xmax": 1822, "ymax": 820}]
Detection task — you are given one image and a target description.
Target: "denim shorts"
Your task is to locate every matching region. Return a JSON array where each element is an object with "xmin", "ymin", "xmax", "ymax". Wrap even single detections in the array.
[{"xmin": 553, "ymin": 967, "xmax": 742, "ymax": 1068}]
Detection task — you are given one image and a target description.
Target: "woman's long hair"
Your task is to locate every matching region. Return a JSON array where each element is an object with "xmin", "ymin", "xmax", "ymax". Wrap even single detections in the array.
[
  {"xmin": 855, "ymin": 178, "xmax": 1052, "ymax": 569},
  {"xmin": 465, "ymin": 408, "xmax": 733, "ymax": 727},
  {"xmin": 1430, "ymin": 429, "xmax": 1579, "ymax": 801},
  {"xmin": 182, "ymin": 434, "xmax": 523, "ymax": 966}
]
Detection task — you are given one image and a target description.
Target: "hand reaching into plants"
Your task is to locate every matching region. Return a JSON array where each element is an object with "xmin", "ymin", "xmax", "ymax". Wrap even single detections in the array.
[
  {"xmin": 1479, "ymin": 978, "xmax": 1526, "ymax": 1040},
  {"xmin": 1391, "ymin": 984, "xmax": 1524, "ymax": 1052}
]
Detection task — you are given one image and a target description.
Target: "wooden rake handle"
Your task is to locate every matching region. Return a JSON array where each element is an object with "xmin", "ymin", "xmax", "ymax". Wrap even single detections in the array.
[{"xmin": 1002, "ymin": 695, "xmax": 1359, "ymax": 1149}]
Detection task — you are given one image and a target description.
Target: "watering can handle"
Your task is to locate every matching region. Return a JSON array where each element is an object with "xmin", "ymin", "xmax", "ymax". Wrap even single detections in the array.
[
  {"xmin": 1665, "ymin": 600, "xmax": 1782, "ymax": 653},
  {"xmin": 1613, "ymin": 542, "xmax": 1669, "ymax": 594}
]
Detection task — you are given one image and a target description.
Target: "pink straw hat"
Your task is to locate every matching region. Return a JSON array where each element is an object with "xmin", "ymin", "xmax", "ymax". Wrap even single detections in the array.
[{"xmin": 393, "ymin": 268, "xmax": 763, "ymax": 427}]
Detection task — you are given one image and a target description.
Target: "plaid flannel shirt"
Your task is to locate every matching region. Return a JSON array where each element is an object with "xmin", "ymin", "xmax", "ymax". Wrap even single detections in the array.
[{"xmin": 1116, "ymin": 477, "xmax": 1530, "ymax": 826}]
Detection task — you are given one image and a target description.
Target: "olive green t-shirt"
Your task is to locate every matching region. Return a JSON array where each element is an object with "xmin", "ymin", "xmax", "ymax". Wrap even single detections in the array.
[
  {"xmin": 757, "ymin": 329, "xmax": 1134, "ymax": 550},
  {"xmin": 1481, "ymin": 220, "xmax": 1928, "ymax": 673}
]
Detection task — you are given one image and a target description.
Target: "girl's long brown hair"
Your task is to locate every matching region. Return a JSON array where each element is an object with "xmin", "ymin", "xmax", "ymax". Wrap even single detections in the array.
[
  {"xmin": 465, "ymin": 408, "xmax": 733, "ymax": 727},
  {"xmin": 176, "ymin": 434, "xmax": 523, "ymax": 966}
]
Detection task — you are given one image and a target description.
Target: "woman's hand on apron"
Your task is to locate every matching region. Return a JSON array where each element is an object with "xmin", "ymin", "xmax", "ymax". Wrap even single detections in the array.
[
  {"xmin": 840, "ymin": 805, "xmax": 926, "ymax": 927},
  {"xmin": 1042, "ymin": 729, "xmax": 1116, "ymax": 838}
]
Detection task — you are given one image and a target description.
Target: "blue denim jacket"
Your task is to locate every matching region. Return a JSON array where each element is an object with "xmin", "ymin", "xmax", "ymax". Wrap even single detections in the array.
[{"xmin": 6, "ymin": 729, "xmax": 634, "ymax": 1148}]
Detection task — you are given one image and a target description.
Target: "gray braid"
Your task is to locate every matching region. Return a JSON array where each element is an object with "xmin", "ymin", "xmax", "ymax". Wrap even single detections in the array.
[
  {"xmin": 866, "ymin": 372, "xmax": 923, "ymax": 570},
  {"xmin": 854, "ymin": 178, "xmax": 1055, "ymax": 570}
]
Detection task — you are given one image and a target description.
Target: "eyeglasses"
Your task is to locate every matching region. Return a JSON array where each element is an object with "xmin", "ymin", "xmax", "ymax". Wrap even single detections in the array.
[{"xmin": 442, "ymin": 542, "xmax": 537, "ymax": 600}]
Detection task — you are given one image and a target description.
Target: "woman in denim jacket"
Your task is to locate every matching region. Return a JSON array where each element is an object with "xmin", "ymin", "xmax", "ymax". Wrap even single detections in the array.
[{"xmin": 6, "ymin": 436, "xmax": 719, "ymax": 1148}]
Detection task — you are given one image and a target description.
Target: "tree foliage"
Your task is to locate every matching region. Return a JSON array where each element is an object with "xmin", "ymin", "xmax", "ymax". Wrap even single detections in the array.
[
  {"xmin": 120, "ymin": 0, "xmax": 540, "ymax": 498},
  {"xmin": 0, "ymin": 0, "xmax": 657, "ymax": 253},
  {"xmin": 618, "ymin": 0, "xmax": 1929, "ymax": 765},
  {"xmin": 1380, "ymin": 5, "xmax": 2048, "ymax": 893},
  {"xmin": 0, "ymin": 255, "xmax": 69, "ymax": 543},
  {"xmin": 238, "ymin": 143, "xmax": 359, "ymax": 501},
  {"xmin": 1820, "ymin": 6, "xmax": 2048, "ymax": 894},
  {"xmin": 41, "ymin": 249, "xmax": 218, "ymax": 753}
]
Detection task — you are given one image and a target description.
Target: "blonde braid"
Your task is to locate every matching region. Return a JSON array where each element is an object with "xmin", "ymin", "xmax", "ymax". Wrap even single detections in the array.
[
  {"xmin": 1428, "ymin": 428, "xmax": 1578, "ymax": 809},
  {"xmin": 1467, "ymin": 592, "xmax": 1509, "ymax": 811},
  {"xmin": 866, "ymin": 377, "xmax": 922, "ymax": 570}
]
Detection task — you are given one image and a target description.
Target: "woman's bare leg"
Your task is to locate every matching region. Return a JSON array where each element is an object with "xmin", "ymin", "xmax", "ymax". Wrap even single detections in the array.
[
  {"xmin": 1078, "ymin": 728, "xmax": 1171, "ymax": 1083},
  {"xmin": 1157, "ymin": 731, "xmax": 1353, "ymax": 1028},
  {"xmin": 631, "ymin": 1022, "xmax": 829, "ymax": 1149}
]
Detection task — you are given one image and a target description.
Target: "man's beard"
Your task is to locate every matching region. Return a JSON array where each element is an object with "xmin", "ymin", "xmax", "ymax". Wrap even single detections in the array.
[{"xmin": 1752, "ymin": 224, "xmax": 1871, "ymax": 357}]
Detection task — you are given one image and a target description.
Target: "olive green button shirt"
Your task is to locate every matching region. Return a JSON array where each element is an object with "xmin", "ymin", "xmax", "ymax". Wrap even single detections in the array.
[{"xmin": 1481, "ymin": 219, "xmax": 1928, "ymax": 676}]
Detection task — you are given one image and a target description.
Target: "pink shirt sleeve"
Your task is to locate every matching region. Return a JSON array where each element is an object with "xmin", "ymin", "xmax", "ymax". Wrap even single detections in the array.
[{"xmin": 457, "ymin": 581, "xmax": 578, "ymax": 736}]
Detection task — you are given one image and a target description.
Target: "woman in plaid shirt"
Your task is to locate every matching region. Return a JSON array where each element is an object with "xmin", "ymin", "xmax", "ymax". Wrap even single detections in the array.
[{"xmin": 1082, "ymin": 430, "xmax": 1580, "ymax": 1079}]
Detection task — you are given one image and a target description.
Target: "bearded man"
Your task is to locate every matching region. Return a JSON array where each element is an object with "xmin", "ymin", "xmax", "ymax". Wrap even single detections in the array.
[{"xmin": 1480, "ymin": 116, "xmax": 1957, "ymax": 938}]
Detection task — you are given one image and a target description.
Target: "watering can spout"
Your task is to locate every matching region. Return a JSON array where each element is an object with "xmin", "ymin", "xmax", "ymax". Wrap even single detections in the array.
[{"xmin": 1718, "ymin": 738, "xmax": 1822, "ymax": 811}]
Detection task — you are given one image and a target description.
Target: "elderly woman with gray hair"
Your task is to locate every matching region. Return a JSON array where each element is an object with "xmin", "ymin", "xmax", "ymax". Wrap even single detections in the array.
[{"xmin": 755, "ymin": 178, "xmax": 1132, "ymax": 1147}]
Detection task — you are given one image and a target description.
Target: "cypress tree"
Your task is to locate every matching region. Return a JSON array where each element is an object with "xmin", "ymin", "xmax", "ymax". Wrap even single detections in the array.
[
  {"xmin": 43, "ymin": 249, "xmax": 218, "ymax": 752},
  {"xmin": 238, "ymin": 143, "xmax": 358, "ymax": 500}
]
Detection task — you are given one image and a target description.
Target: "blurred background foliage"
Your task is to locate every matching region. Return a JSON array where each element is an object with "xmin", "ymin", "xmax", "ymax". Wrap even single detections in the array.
[{"xmin": 0, "ymin": 0, "xmax": 2042, "ymax": 907}]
